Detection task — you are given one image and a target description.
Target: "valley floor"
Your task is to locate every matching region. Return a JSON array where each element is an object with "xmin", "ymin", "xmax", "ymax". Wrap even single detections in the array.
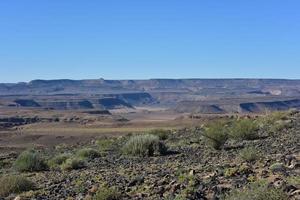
[{"xmin": 0, "ymin": 110, "xmax": 299, "ymax": 199}]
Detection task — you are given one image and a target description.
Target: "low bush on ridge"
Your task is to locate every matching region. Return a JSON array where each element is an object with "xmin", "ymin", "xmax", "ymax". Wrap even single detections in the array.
[
  {"xmin": 93, "ymin": 185, "xmax": 121, "ymax": 200},
  {"xmin": 224, "ymin": 181, "xmax": 288, "ymax": 200},
  {"xmin": 203, "ymin": 121, "xmax": 228, "ymax": 150},
  {"xmin": 239, "ymin": 147, "xmax": 261, "ymax": 162},
  {"xmin": 259, "ymin": 111, "xmax": 293, "ymax": 134},
  {"xmin": 76, "ymin": 148, "xmax": 101, "ymax": 159},
  {"xmin": 48, "ymin": 154, "xmax": 70, "ymax": 169},
  {"xmin": 14, "ymin": 149, "xmax": 47, "ymax": 172},
  {"xmin": 60, "ymin": 158, "xmax": 85, "ymax": 171},
  {"xmin": 203, "ymin": 118, "xmax": 262, "ymax": 149},
  {"xmin": 0, "ymin": 175, "xmax": 35, "ymax": 197},
  {"xmin": 96, "ymin": 138, "xmax": 115, "ymax": 152},
  {"xmin": 229, "ymin": 119, "xmax": 259, "ymax": 140},
  {"xmin": 148, "ymin": 129, "xmax": 170, "ymax": 140},
  {"xmin": 122, "ymin": 134, "xmax": 168, "ymax": 156}
]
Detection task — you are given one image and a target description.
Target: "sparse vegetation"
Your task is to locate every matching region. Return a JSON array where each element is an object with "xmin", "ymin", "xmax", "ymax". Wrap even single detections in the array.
[
  {"xmin": 224, "ymin": 164, "xmax": 251, "ymax": 178},
  {"xmin": 287, "ymin": 176, "xmax": 300, "ymax": 187},
  {"xmin": 224, "ymin": 167, "xmax": 239, "ymax": 177},
  {"xmin": 96, "ymin": 138, "xmax": 115, "ymax": 151},
  {"xmin": 176, "ymin": 171, "xmax": 198, "ymax": 199},
  {"xmin": 0, "ymin": 175, "xmax": 35, "ymax": 197},
  {"xmin": 0, "ymin": 107, "xmax": 298, "ymax": 199},
  {"xmin": 229, "ymin": 119, "xmax": 259, "ymax": 140},
  {"xmin": 224, "ymin": 181, "xmax": 288, "ymax": 200},
  {"xmin": 265, "ymin": 111, "xmax": 290, "ymax": 122},
  {"xmin": 270, "ymin": 163, "xmax": 285, "ymax": 173},
  {"xmin": 14, "ymin": 149, "xmax": 47, "ymax": 172},
  {"xmin": 203, "ymin": 121, "xmax": 228, "ymax": 150},
  {"xmin": 76, "ymin": 148, "xmax": 101, "ymax": 159},
  {"xmin": 148, "ymin": 129, "xmax": 170, "ymax": 140},
  {"xmin": 48, "ymin": 154, "xmax": 70, "ymax": 169},
  {"xmin": 93, "ymin": 186, "xmax": 121, "ymax": 200},
  {"xmin": 260, "ymin": 111, "xmax": 293, "ymax": 134},
  {"xmin": 122, "ymin": 134, "xmax": 168, "ymax": 156},
  {"xmin": 239, "ymin": 147, "xmax": 261, "ymax": 162},
  {"xmin": 60, "ymin": 158, "xmax": 85, "ymax": 171}
]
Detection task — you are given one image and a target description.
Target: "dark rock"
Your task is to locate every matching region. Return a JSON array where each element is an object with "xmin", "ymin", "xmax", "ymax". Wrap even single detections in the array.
[{"xmin": 128, "ymin": 176, "xmax": 144, "ymax": 187}]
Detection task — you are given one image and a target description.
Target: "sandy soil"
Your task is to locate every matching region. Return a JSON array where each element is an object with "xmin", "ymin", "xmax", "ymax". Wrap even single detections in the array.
[{"xmin": 0, "ymin": 108, "xmax": 203, "ymax": 151}]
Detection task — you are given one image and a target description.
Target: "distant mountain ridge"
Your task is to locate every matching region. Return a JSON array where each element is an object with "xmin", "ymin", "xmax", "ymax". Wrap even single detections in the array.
[
  {"xmin": 1, "ymin": 78, "xmax": 300, "ymax": 113},
  {"xmin": 1, "ymin": 78, "xmax": 300, "ymax": 95}
]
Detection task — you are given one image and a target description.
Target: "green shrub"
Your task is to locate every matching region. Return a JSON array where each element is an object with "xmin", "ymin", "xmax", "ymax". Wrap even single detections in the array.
[
  {"xmin": 224, "ymin": 167, "xmax": 239, "ymax": 177},
  {"xmin": 229, "ymin": 119, "xmax": 259, "ymax": 140},
  {"xmin": 259, "ymin": 111, "xmax": 292, "ymax": 134},
  {"xmin": 96, "ymin": 138, "xmax": 115, "ymax": 151},
  {"xmin": 176, "ymin": 173, "xmax": 197, "ymax": 198},
  {"xmin": 0, "ymin": 175, "xmax": 35, "ymax": 197},
  {"xmin": 1, "ymin": 159, "xmax": 13, "ymax": 170},
  {"xmin": 14, "ymin": 149, "xmax": 47, "ymax": 172},
  {"xmin": 76, "ymin": 148, "xmax": 101, "ymax": 159},
  {"xmin": 265, "ymin": 111, "xmax": 290, "ymax": 122},
  {"xmin": 264, "ymin": 118, "xmax": 292, "ymax": 134},
  {"xmin": 148, "ymin": 129, "xmax": 170, "ymax": 140},
  {"xmin": 224, "ymin": 181, "xmax": 288, "ymax": 200},
  {"xmin": 122, "ymin": 134, "xmax": 168, "ymax": 156},
  {"xmin": 224, "ymin": 164, "xmax": 251, "ymax": 178},
  {"xmin": 203, "ymin": 121, "xmax": 228, "ymax": 150},
  {"xmin": 93, "ymin": 186, "xmax": 121, "ymax": 200},
  {"xmin": 48, "ymin": 154, "xmax": 70, "ymax": 169},
  {"xmin": 287, "ymin": 176, "xmax": 300, "ymax": 187},
  {"xmin": 239, "ymin": 147, "xmax": 261, "ymax": 162},
  {"xmin": 60, "ymin": 158, "xmax": 85, "ymax": 171},
  {"xmin": 269, "ymin": 163, "xmax": 285, "ymax": 173}
]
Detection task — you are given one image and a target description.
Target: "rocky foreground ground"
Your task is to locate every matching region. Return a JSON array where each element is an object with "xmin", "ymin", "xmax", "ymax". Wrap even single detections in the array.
[{"xmin": 0, "ymin": 111, "xmax": 299, "ymax": 200}]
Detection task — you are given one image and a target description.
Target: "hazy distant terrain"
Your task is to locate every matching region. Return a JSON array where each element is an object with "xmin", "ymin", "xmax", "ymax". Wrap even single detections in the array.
[{"xmin": 1, "ymin": 79, "xmax": 300, "ymax": 113}]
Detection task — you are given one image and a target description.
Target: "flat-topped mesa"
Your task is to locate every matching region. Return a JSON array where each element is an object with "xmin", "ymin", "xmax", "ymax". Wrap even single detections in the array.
[
  {"xmin": 1, "ymin": 78, "xmax": 300, "ymax": 95},
  {"xmin": 0, "ymin": 78, "xmax": 300, "ymax": 113}
]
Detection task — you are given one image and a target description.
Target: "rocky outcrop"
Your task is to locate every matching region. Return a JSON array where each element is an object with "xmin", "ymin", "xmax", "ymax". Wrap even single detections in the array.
[
  {"xmin": 114, "ymin": 93, "xmax": 157, "ymax": 106},
  {"xmin": 14, "ymin": 99, "xmax": 40, "ymax": 107},
  {"xmin": 0, "ymin": 117, "xmax": 42, "ymax": 128},
  {"xmin": 5, "ymin": 97, "xmax": 135, "ymax": 110},
  {"xmin": 82, "ymin": 110, "xmax": 111, "ymax": 115},
  {"xmin": 175, "ymin": 103, "xmax": 225, "ymax": 114},
  {"xmin": 38, "ymin": 100, "xmax": 94, "ymax": 110},
  {"xmin": 240, "ymin": 99, "xmax": 300, "ymax": 113},
  {"xmin": 175, "ymin": 99, "xmax": 300, "ymax": 114},
  {"xmin": 98, "ymin": 98, "xmax": 133, "ymax": 109}
]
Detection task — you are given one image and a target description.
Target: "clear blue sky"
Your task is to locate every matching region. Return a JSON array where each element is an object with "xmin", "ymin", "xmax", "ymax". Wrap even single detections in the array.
[{"xmin": 0, "ymin": 0, "xmax": 300, "ymax": 82}]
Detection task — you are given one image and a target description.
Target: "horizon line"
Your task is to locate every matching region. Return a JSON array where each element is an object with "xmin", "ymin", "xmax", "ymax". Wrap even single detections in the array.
[{"xmin": 2, "ymin": 77, "xmax": 300, "ymax": 84}]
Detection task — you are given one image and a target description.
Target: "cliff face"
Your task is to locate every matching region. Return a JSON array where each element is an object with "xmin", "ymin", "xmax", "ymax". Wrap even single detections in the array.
[
  {"xmin": 10, "ymin": 98, "xmax": 135, "ymax": 110},
  {"xmin": 175, "ymin": 98, "xmax": 300, "ymax": 114},
  {"xmin": 239, "ymin": 99, "xmax": 300, "ymax": 113}
]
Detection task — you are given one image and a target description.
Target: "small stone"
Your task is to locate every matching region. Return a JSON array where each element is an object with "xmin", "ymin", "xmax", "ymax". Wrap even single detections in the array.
[
  {"xmin": 170, "ymin": 183, "xmax": 180, "ymax": 193},
  {"xmin": 128, "ymin": 176, "xmax": 144, "ymax": 187},
  {"xmin": 290, "ymin": 189, "xmax": 300, "ymax": 199},
  {"xmin": 260, "ymin": 170, "xmax": 269, "ymax": 178},
  {"xmin": 189, "ymin": 169, "xmax": 195, "ymax": 176},
  {"xmin": 284, "ymin": 185, "xmax": 297, "ymax": 193},
  {"xmin": 84, "ymin": 195, "xmax": 93, "ymax": 200},
  {"xmin": 288, "ymin": 159, "xmax": 300, "ymax": 169},
  {"xmin": 273, "ymin": 179, "xmax": 285, "ymax": 188},
  {"xmin": 88, "ymin": 185, "xmax": 98, "ymax": 194}
]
